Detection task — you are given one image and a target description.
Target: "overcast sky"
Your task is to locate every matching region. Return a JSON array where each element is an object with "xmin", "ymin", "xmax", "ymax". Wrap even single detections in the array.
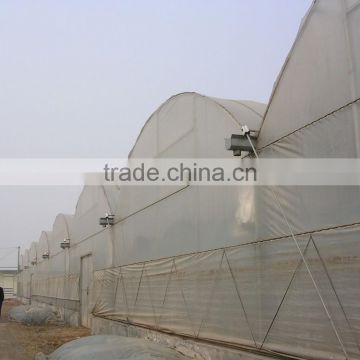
[{"xmin": 0, "ymin": 0, "xmax": 312, "ymax": 267}]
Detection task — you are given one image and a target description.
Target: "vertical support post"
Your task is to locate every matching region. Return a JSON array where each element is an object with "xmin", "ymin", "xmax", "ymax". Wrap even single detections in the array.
[{"xmin": 17, "ymin": 246, "xmax": 20, "ymax": 273}]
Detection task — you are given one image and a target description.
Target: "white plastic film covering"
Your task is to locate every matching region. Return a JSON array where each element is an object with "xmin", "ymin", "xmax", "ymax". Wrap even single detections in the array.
[
  {"xmin": 93, "ymin": 224, "xmax": 360, "ymax": 360},
  {"xmin": 16, "ymin": 1, "xmax": 360, "ymax": 359},
  {"xmin": 36, "ymin": 335, "xmax": 189, "ymax": 360},
  {"xmin": 259, "ymin": 0, "xmax": 360, "ymax": 149},
  {"xmin": 32, "ymin": 273, "xmax": 79, "ymax": 301}
]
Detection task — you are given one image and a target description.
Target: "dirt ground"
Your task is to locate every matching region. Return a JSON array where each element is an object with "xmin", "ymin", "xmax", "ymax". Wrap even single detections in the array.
[{"xmin": 1, "ymin": 299, "xmax": 90, "ymax": 360}]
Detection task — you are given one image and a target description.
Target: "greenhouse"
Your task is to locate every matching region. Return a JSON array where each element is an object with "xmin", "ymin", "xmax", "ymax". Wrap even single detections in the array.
[{"xmin": 17, "ymin": 1, "xmax": 360, "ymax": 359}]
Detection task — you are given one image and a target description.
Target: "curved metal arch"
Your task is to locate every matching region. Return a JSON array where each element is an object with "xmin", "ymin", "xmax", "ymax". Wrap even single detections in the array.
[
  {"xmin": 258, "ymin": 0, "xmax": 316, "ymax": 135},
  {"xmin": 128, "ymin": 92, "xmax": 265, "ymax": 158},
  {"xmin": 75, "ymin": 185, "xmax": 113, "ymax": 217},
  {"xmin": 29, "ymin": 241, "xmax": 38, "ymax": 259},
  {"xmin": 52, "ymin": 213, "xmax": 73, "ymax": 239},
  {"xmin": 38, "ymin": 230, "xmax": 51, "ymax": 252}
]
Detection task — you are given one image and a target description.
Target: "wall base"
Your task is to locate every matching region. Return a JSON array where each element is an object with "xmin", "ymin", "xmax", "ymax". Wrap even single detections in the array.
[{"xmin": 91, "ymin": 316, "xmax": 274, "ymax": 360}]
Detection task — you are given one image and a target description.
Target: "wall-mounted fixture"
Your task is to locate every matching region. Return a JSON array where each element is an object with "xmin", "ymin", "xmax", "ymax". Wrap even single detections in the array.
[
  {"xmin": 99, "ymin": 213, "xmax": 115, "ymax": 227},
  {"xmin": 225, "ymin": 125, "xmax": 257, "ymax": 157},
  {"xmin": 42, "ymin": 251, "xmax": 50, "ymax": 259},
  {"xmin": 60, "ymin": 238, "xmax": 70, "ymax": 249}
]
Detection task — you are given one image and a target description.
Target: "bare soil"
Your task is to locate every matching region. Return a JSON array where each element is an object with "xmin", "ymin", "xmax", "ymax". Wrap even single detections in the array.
[{"xmin": 2, "ymin": 299, "xmax": 90, "ymax": 360}]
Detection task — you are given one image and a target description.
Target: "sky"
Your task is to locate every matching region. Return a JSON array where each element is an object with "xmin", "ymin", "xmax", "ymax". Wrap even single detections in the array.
[{"xmin": 0, "ymin": 0, "xmax": 312, "ymax": 267}]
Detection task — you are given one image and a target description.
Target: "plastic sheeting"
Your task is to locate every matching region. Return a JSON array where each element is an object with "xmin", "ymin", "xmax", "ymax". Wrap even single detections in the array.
[
  {"xmin": 17, "ymin": 93, "xmax": 267, "ymax": 302},
  {"xmin": 17, "ymin": 1, "xmax": 360, "ymax": 359},
  {"xmin": 92, "ymin": 224, "xmax": 360, "ymax": 360},
  {"xmin": 32, "ymin": 274, "xmax": 79, "ymax": 301},
  {"xmin": 259, "ymin": 0, "xmax": 360, "ymax": 148},
  {"xmin": 34, "ymin": 335, "xmax": 190, "ymax": 360},
  {"xmin": 9, "ymin": 305, "xmax": 59, "ymax": 325}
]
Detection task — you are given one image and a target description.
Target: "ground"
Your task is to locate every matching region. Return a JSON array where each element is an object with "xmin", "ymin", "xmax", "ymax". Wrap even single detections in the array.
[{"xmin": 0, "ymin": 299, "xmax": 90, "ymax": 360}]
